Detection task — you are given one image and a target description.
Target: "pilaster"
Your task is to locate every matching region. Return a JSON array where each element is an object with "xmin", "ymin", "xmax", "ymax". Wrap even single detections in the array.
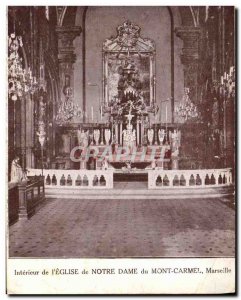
[
  {"xmin": 175, "ymin": 26, "xmax": 201, "ymax": 103},
  {"xmin": 55, "ymin": 26, "xmax": 81, "ymax": 101}
]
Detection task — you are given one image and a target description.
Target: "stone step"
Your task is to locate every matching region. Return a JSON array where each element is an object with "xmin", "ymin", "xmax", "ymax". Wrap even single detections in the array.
[{"xmin": 44, "ymin": 185, "xmax": 234, "ymax": 200}]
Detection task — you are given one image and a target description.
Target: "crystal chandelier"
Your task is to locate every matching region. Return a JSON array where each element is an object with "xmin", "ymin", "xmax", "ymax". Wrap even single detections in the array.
[
  {"xmin": 8, "ymin": 33, "xmax": 39, "ymax": 101},
  {"xmin": 56, "ymin": 87, "xmax": 82, "ymax": 125},
  {"xmin": 175, "ymin": 88, "xmax": 199, "ymax": 121}
]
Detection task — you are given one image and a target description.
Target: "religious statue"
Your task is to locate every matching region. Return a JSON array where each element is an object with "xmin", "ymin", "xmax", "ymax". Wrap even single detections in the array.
[
  {"xmin": 122, "ymin": 125, "xmax": 136, "ymax": 151},
  {"xmin": 151, "ymin": 159, "xmax": 156, "ymax": 170},
  {"xmin": 105, "ymin": 128, "xmax": 111, "ymax": 145},
  {"xmin": 102, "ymin": 157, "xmax": 109, "ymax": 170},
  {"xmin": 36, "ymin": 121, "xmax": 46, "ymax": 147},
  {"xmin": 147, "ymin": 128, "xmax": 154, "ymax": 145},
  {"xmin": 122, "ymin": 108, "xmax": 136, "ymax": 151},
  {"xmin": 93, "ymin": 129, "xmax": 100, "ymax": 145},
  {"xmin": 77, "ymin": 129, "xmax": 89, "ymax": 149},
  {"xmin": 158, "ymin": 129, "xmax": 165, "ymax": 145},
  {"xmin": 10, "ymin": 156, "xmax": 24, "ymax": 183},
  {"xmin": 171, "ymin": 129, "xmax": 181, "ymax": 150}
]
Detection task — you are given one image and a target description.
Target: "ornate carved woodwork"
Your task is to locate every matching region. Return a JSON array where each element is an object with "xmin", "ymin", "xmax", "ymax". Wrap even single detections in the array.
[
  {"xmin": 103, "ymin": 21, "xmax": 156, "ymax": 112},
  {"xmin": 55, "ymin": 25, "xmax": 81, "ymax": 102}
]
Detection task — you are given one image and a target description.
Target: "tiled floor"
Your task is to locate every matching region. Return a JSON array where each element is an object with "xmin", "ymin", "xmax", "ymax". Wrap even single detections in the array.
[{"xmin": 9, "ymin": 197, "xmax": 235, "ymax": 258}]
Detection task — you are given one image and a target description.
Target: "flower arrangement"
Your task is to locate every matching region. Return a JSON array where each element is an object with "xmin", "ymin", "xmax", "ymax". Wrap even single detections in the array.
[{"xmin": 109, "ymin": 95, "xmax": 147, "ymax": 117}]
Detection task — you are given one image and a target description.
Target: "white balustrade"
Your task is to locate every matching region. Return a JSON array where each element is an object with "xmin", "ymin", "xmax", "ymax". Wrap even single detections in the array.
[
  {"xmin": 27, "ymin": 169, "xmax": 114, "ymax": 189},
  {"xmin": 148, "ymin": 168, "xmax": 233, "ymax": 189}
]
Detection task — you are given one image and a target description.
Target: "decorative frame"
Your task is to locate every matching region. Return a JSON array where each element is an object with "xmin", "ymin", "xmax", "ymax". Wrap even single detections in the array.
[{"xmin": 102, "ymin": 20, "xmax": 156, "ymax": 112}]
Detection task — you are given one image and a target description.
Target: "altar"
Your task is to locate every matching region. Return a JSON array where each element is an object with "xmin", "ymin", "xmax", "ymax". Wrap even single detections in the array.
[{"xmin": 52, "ymin": 20, "xmax": 182, "ymax": 174}]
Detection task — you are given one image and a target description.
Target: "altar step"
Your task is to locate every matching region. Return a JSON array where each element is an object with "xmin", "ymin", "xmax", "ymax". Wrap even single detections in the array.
[{"xmin": 44, "ymin": 182, "xmax": 234, "ymax": 200}]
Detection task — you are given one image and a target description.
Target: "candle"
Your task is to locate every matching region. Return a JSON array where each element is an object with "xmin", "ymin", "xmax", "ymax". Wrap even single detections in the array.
[
  {"xmin": 91, "ymin": 106, "xmax": 93, "ymax": 121},
  {"xmin": 224, "ymin": 72, "xmax": 227, "ymax": 79},
  {"xmin": 166, "ymin": 104, "xmax": 167, "ymax": 124},
  {"xmin": 221, "ymin": 76, "xmax": 224, "ymax": 85},
  {"xmin": 165, "ymin": 104, "xmax": 168, "ymax": 134},
  {"xmin": 100, "ymin": 106, "xmax": 103, "ymax": 121}
]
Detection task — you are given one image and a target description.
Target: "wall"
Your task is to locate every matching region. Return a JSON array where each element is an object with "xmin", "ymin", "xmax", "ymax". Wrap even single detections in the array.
[{"xmin": 73, "ymin": 6, "xmax": 184, "ymax": 123}]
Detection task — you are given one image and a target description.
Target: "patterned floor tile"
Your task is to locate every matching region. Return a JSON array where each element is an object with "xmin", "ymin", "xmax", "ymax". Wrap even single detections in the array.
[{"xmin": 9, "ymin": 198, "xmax": 235, "ymax": 257}]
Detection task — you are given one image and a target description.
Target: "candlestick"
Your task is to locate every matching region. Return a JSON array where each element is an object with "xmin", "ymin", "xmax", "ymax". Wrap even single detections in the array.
[
  {"xmin": 221, "ymin": 76, "xmax": 224, "ymax": 85},
  {"xmin": 165, "ymin": 104, "xmax": 168, "ymax": 135}
]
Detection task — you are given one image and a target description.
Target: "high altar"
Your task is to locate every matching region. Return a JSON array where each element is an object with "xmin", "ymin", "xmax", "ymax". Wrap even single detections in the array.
[{"xmin": 54, "ymin": 20, "xmax": 181, "ymax": 172}]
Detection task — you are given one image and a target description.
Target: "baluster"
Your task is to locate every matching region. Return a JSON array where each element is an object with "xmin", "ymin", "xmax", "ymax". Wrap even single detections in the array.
[
  {"xmin": 229, "ymin": 171, "xmax": 232, "ymax": 184},
  {"xmin": 100, "ymin": 128, "xmax": 104, "ymax": 145}
]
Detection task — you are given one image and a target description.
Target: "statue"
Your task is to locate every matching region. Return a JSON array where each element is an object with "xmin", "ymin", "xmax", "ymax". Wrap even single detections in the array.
[
  {"xmin": 171, "ymin": 129, "xmax": 181, "ymax": 150},
  {"xmin": 151, "ymin": 159, "xmax": 156, "ymax": 170},
  {"xmin": 105, "ymin": 128, "xmax": 111, "ymax": 145},
  {"xmin": 122, "ymin": 108, "xmax": 136, "ymax": 151},
  {"xmin": 77, "ymin": 129, "xmax": 89, "ymax": 149},
  {"xmin": 158, "ymin": 129, "xmax": 165, "ymax": 145},
  {"xmin": 36, "ymin": 121, "xmax": 46, "ymax": 147},
  {"xmin": 147, "ymin": 128, "xmax": 154, "ymax": 145},
  {"xmin": 102, "ymin": 157, "xmax": 109, "ymax": 170},
  {"xmin": 122, "ymin": 125, "xmax": 136, "ymax": 151},
  {"xmin": 10, "ymin": 156, "xmax": 24, "ymax": 183},
  {"xmin": 93, "ymin": 129, "xmax": 100, "ymax": 145}
]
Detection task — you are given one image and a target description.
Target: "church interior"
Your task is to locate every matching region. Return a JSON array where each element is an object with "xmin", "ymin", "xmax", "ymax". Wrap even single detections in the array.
[{"xmin": 8, "ymin": 6, "xmax": 235, "ymax": 257}]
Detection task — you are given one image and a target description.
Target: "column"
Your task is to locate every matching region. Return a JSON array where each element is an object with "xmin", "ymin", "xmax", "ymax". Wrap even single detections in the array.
[
  {"xmin": 175, "ymin": 27, "xmax": 201, "ymax": 104},
  {"xmin": 55, "ymin": 26, "xmax": 82, "ymax": 102},
  {"xmin": 18, "ymin": 182, "xmax": 28, "ymax": 220}
]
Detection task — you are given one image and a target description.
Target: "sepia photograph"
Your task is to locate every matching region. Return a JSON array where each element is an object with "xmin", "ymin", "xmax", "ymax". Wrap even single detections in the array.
[{"xmin": 6, "ymin": 5, "xmax": 236, "ymax": 294}]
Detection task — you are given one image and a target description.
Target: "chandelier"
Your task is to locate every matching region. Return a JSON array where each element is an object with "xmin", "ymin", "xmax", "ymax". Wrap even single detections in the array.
[
  {"xmin": 56, "ymin": 87, "xmax": 82, "ymax": 125},
  {"xmin": 175, "ymin": 88, "xmax": 199, "ymax": 121},
  {"xmin": 8, "ymin": 33, "xmax": 39, "ymax": 101}
]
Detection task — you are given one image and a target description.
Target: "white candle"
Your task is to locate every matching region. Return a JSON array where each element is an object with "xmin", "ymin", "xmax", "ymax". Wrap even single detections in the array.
[
  {"xmin": 224, "ymin": 72, "xmax": 227, "ymax": 79},
  {"xmin": 166, "ymin": 104, "xmax": 167, "ymax": 123},
  {"xmin": 91, "ymin": 106, "xmax": 93, "ymax": 121},
  {"xmin": 100, "ymin": 106, "xmax": 103, "ymax": 121},
  {"xmin": 165, "ymin": 104, "xmax": 168, "ymax": 134},
  {"xmin": 221, "ymin": 76, "xmax": 224, "ymax": 85}
]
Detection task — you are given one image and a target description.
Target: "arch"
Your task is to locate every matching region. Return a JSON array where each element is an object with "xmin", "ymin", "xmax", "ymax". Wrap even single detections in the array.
[{"xmin": 69, "ymin": 6, "xmax": 186, "ymax": 119}]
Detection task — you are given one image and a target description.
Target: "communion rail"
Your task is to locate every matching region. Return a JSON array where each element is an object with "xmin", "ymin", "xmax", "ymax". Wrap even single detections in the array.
[
  {"xmin": 148, "ymin": 168, "xmax": 233, "ymax": 189},
  {"xmin": 27, "ymin": 169, "xmax": 114, "ymax": 189},
  {"xmin": 27, "ymin": 168, "xmax": 232, "ymax": 191}
]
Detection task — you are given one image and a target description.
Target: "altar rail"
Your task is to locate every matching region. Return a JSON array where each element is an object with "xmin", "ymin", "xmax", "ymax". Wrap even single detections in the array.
[
  {"xmin": 27, "ymin": 169, "xmax": 114, "ymax": 189},
  {"xmin": 148, "ymin": 168, "xmax": 232, "ymax": 189}
]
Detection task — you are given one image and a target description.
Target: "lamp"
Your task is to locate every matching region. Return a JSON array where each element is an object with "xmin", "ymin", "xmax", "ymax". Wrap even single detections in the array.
[
  {"xmin": 175, "ymin": 88, "xmax": 199, "ymax": 121},
  {"xmin": 8, "ymin": 33, "xmax": 39, "ymax": 101}
]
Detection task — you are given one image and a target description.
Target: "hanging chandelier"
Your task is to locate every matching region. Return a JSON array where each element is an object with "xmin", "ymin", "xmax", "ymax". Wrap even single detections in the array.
[
  {"xmin": 175, "ymin": 88, "xmax": 199, "ymax": 121},
  {"xmin": 8, "ymin": 33, "xmax": 39, "ymax": 101},
  {"xmin": 56, "ymin": 87, "xmax": 82, "ymax": 125}
]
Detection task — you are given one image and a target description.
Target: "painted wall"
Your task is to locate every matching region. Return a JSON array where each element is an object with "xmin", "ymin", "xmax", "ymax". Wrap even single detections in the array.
[{"xmin": 73, "ymin": 6, "xmax": 184, "ymax": 123}]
